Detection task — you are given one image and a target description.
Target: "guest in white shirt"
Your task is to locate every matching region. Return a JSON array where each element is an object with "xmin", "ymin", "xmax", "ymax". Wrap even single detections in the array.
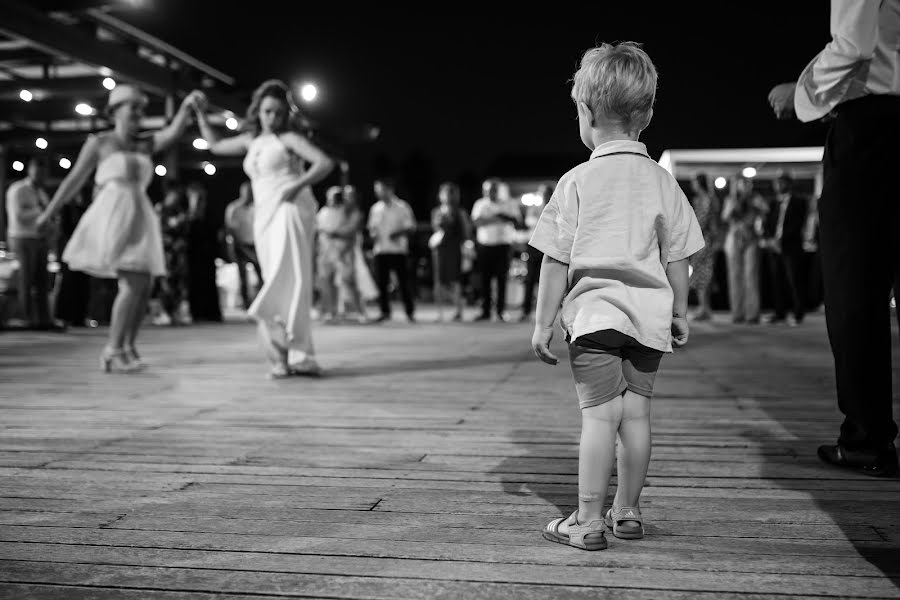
[
  {"xmin": 5, "ymin": 158, "xmax": 54, "ymax": 329},
  {"xmin": 471, "ymin": 178, "xmax": 519, "ymax": 321},
  {"xmin": 768, "ymin": 0, "xmax": 899, "ymax": 477},
  {"xmin": 367, "ymin": 178, "xmax": 416, "ymax": 322}
]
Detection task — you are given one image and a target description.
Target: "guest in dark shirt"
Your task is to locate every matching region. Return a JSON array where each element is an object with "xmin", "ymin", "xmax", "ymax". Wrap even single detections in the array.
[
  {"xmin": 186, "ymin": 181, "xmax": 222, "ymax": 322},
  {"xmin": 54, "ymin": 190, "xmax": 91, "ymax": 327},
  {"xmin": 760, "ymin": 173, "xmax": 808, "ymax": 325}
]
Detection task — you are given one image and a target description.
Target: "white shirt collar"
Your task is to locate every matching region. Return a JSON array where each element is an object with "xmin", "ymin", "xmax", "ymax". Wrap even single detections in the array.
[{"xmin": 589, "ymin": 140, "xmax": 649, "ymax": 160}]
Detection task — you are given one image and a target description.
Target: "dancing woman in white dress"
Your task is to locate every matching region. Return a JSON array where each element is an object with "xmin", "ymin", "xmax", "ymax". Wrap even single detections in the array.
[
  {"xmin": 37, "ymin": 85, "xmax": 204, "ymax": 372},
  {"xmin": 194, "ymin": 80, "xmax": 334, "ymax": 377}
]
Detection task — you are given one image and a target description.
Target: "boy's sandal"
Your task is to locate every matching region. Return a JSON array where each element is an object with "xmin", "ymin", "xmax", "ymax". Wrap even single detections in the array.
[
  {"xmin": 542, "ymin": 510, "xmax": 607, "ymax": 551},
  {"xmin": 604, "ymin": 506, "xmax": 644, "ymax": 539}
]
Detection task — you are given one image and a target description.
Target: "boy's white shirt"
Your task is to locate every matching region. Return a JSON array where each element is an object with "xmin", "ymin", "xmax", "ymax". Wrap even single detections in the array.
[{"xmin": 529, "ymin": 140, "xmax": 704, "ymax": 353}]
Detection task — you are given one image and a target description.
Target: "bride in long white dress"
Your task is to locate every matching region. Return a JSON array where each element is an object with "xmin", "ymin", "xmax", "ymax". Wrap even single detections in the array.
[{"xmin": 195, "ymin": 80, "xmax": 334, "ymax": 377}]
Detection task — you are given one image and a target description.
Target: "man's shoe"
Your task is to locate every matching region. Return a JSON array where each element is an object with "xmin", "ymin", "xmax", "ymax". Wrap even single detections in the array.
[
  {"xmin": 474, "ymin": 313, "xmax": 491, "ymax": 322},
  {"xmin": 818, "ymin": 443, "xmax": 899, "ymax": 477},
  {"xmin": 374, "ymin": 314, "xmax": 391, "ymax": 323}
]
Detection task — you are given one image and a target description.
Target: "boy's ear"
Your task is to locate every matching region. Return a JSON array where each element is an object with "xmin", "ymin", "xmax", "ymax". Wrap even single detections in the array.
[{"xmin": 577, "ymin": 101, "xmax": 595, "ymax": 126}]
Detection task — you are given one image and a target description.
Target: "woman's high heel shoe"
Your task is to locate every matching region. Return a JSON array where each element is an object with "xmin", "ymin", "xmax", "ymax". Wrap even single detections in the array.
[{"xmin": 100, "ymin": 348, "xmax": 141, "ymax": 374}]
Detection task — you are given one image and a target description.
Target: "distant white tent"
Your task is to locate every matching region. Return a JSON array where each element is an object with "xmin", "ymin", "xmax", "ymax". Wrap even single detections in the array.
[{"xmin": 658, "ymin": 147, "xmax": 824, "ymax": 180}]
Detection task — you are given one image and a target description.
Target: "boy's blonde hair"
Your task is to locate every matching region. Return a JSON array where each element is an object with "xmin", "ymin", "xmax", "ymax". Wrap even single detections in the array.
[{"xmin": 571, "ymin": 42, "xmax": 658, "ymax": 133}]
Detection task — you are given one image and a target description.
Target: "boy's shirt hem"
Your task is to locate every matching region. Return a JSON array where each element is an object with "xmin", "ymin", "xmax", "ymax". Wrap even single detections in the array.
[{"xmin": 528, "ymin": 139, "xmax": 705, "ymax": 355}]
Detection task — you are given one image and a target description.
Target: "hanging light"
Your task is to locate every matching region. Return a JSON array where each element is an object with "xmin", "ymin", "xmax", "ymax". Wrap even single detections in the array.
[
  {"xmin": 12, "ymin": 161, "xmax": 24, "ymax": 172},
  {"xmin": 59, "ymin": 157, "xmax": 71, "ymax": 169},
  {"xmin": 102, "ymin": 77, "xmax": 116, "ymax": 90},
  {"xmin": 35, "ymin": 138, "xmax": 48, "ymax": 150},
  {"xmin": 225, "ymin": 117, "xmax": 238, "ymax": 130},
  {"xmin": 203, "ymin": 162, "xmax": 216, "ymax": 176},
  {"xmin": 75, "ymin": 103, "xmax": 95, "ymax": 116},
  {"xmin": 155, "ymin": 165, "xmax": 167, "ymax": 177},
  {"xmin": 742, "ymin": 167, "xmax": 757, "ymax": 178},
  {"xmin": 714, "ymin": 177, "xmax": 727, "ymax": 189},
  {"xmin": 193, "ymin": 138, "xmax": 209, "ymax": 150},
  {"xmin": 19, "ymin": 89, "xmax": 33, "ymax": 102},
  {"xmin": 300, "ymin": 82, "xmax": 318, "ymax": 103}
]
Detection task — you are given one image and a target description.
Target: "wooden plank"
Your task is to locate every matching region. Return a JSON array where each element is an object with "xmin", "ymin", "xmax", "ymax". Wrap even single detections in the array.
[
  {"xmin": 0, "ymin": 563, "xmax": 857, "ymax": 600},
  {"xmin": 0, "ymin": 543, "xmax": 896, "ymax": 597},
  {"xmin": 2, "ymin": 523, "xmax": 895, "ymax": 572}
]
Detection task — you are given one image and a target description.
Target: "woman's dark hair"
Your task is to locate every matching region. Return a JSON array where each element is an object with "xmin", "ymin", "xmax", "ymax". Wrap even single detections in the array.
[
  {"xmin": 438, "ymin": 182, "xmax": 461, "ymax": 209},
  {"xmin": 694, "ymin": 172, "xmax": 710, "ymax": 194},
  {"xmin": 245, "ymin": 79, "xmax": 297, "ymax": 137},
  {"xmin": 375, "ymin": 177, "xmax": 396, "ymax": 190}
]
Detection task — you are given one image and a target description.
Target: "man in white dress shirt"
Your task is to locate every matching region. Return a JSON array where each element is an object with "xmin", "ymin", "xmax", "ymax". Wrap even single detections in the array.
[
  {"xmin": 367, "ymin": 178, "xmax": 416, "ymax": 322},
  {"xmin": 471, "ymin": 179, "xmax": 520, "ymax": 321},
  {"xmin": 768, "ymin": 0, "xmax": 899, "ymax": 476},
  {"xmin": 5, "ymin": 158, "xmax": 54, "ymax": 329}
]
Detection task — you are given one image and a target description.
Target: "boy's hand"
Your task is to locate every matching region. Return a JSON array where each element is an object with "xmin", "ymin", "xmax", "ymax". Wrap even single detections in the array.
[
  {"xmin": 671, "ymin": 316, "xmax": 689, "ymax": 347},
  {"xmin": 532, "ymin": 326, "xmax": 559, "ymax": 365}
]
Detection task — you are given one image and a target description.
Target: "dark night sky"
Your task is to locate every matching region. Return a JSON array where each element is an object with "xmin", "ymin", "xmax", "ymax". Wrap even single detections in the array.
[{"xmin": 112, "ymin": 1, "xmax": 831, "ymax": 203}]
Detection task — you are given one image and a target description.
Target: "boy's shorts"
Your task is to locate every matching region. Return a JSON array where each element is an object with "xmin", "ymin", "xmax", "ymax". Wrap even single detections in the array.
[{"xmin": 568, "ymin": 329, "xmax": 664, "ymax": 409}]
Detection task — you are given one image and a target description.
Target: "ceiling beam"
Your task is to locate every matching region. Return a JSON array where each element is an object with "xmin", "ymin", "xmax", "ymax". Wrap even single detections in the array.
[
  {"xmin": 0, "ymin": 46, "xmax": 56, "ymax": 64},
  {"xmin": 0, "ymin": 75, "xmax": 110, "ymax": 100},
  {"xmin": 0, "ymin": 96, "xmax": 166, "ymax": 121}
]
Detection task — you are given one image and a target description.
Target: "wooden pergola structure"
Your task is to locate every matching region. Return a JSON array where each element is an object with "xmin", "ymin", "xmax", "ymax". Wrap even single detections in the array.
[
  {"xmin": 657, "ymin": 146, "xmax": 825, "ymax": 187},
  {"xmin": 0, "ymin": 0, "xmax": 254, "ymax": 240}
]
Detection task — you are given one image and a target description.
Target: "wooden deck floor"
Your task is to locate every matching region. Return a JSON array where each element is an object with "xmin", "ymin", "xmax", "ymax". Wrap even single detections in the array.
[{"xmin": 0, "ymin": 310, "xmax": 898, "ymax": 599}]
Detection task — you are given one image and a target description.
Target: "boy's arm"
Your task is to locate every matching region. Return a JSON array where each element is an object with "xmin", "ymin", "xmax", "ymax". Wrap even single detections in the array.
[
  {"xmin": 532, "ymin": 254, "xmax": 569, "ymax": 365},
  {"xmin": 665, "ymin": 258, "xmax": 690, "ymax": 347}
]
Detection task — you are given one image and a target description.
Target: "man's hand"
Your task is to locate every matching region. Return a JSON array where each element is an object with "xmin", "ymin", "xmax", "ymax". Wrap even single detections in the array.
[
  {"xmin": 532, "ymin": 325, "xmax": 559, "ymax": 365},
  {"xmin": 768, "ymin": 82, "xmax": 797, "ymax": 120},
  {"xmin": 671, "ymin": 316, "xmax": 690, "ymax": 348}
]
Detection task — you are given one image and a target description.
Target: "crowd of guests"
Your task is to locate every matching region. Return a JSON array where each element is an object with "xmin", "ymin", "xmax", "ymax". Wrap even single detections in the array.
[
  {"xmin": 228, "ymin": 175, "xmax": 548, "ymax": 326},
  {"xmin": 1, "ymin": 157, "xmax": 224, "ymax": 331},
  {"xmin": 2, "ymin": 156, "xmax": 824, "ymax": 333},
  {"xmin": 687, "ymin": 170, "xmax": 819, "ymax": 327}
]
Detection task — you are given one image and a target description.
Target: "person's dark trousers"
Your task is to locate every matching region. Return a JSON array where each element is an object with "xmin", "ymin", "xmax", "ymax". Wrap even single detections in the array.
[
  {"xmin": 187, "ymin": 220, "xmax": 222, "ymax": 322},
  {"xmin": 234, "ymin": 242, "xmax": 263, "ymax": 309},
  {"xmin": 477, "ymin": 244, "xmax": 511, "ymax": 317},
  {"xmin": 819, "ymin": 95, "xmax": 900, "ymax": 452},
  {"xmin": 374, "ymin": 253, "xmax": 415, "ymax": 318},
  {"xmin": 767, "ymin": 247, "xmax": 805, "ymax": 322},
  {"xmin": 9, "ymin": 236, "xmax": 50, "ymax": 327},
  {"xmin": 54, "ymin": 263, "xmax": 91, "ymax": 326},
  {"xmin": 521, "ymin": 247, "xmax": 543, "ymax": 316}
]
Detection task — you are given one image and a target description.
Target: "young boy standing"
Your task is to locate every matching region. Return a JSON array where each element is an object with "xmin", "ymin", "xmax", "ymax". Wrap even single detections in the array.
[{"xmin": 532, "ymin": 42, "xmax": 704, "ymax": 550}]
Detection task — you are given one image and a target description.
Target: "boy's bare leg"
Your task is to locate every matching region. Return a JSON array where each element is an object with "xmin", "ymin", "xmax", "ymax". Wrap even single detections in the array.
[
  {"xmin": 613, "ymin": 390, "xmax": 651, "ymax": 528},
  {"xmin": 559, "ymin": 395, "xmax": 622, "ymax": 535}
]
